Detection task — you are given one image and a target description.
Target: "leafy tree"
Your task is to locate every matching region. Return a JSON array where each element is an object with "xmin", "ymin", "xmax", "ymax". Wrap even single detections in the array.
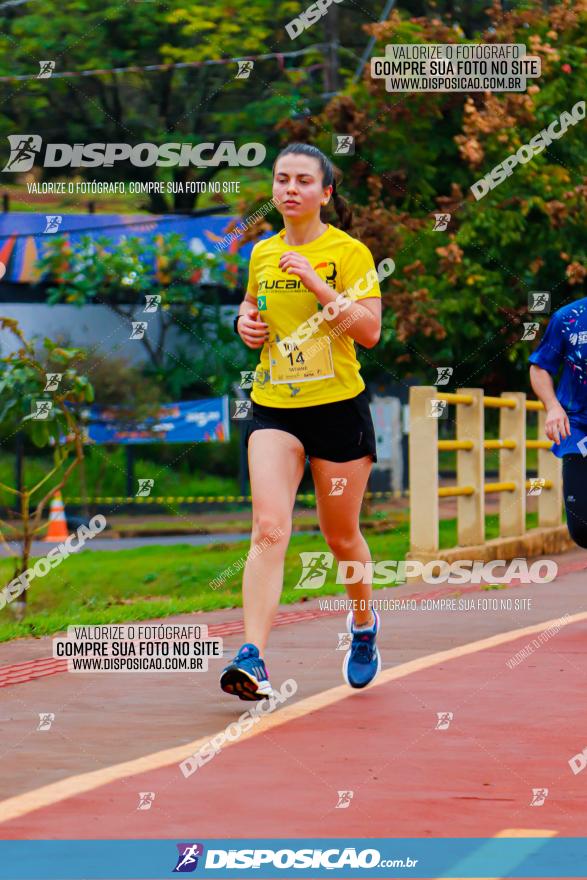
[
  {"xmin": 0, "ymin": 319, "xmax": 93, "ymax": 614},
  {"xmin": 0, "ymin": 0, "xmax": 316, "ymax": 211},
  {"xmin": 278, "ymin": 0, "xmax": 586, "ymax": 393}
]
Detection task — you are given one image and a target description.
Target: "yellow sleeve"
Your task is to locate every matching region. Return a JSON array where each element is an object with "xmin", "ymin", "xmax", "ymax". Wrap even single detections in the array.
[
  {"xmin": 246, "ymin": 243, "xmax": 259, "ymax": 298},
  {"xmin": 340, "ymin": 240, "xmax": 382, "ymax": 302}
]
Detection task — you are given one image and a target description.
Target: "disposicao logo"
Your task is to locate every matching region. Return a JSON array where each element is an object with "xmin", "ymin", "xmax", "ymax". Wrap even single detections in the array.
[
  {"xmin": 173, "ymin": 843, "xmax": 205, "ymax": 873},
  {"xmin": 2, "ymin": 136, "xmax": 266, "ymax": 171}
]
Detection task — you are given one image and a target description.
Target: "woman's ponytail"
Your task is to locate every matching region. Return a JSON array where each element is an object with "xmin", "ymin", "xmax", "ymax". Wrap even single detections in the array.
[{"xmin": 327, "ymin": 178, "xmax": 353, "ymax": 232}]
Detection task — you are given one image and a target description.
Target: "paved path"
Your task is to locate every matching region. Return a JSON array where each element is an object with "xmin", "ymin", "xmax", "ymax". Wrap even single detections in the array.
[
  {"xmin": 0, "ymin": 546, "xmax": 585, "ymax": 868},
  {"xmin": 14, "ymin": 531, "xmax": 317, "ymax": 556}
]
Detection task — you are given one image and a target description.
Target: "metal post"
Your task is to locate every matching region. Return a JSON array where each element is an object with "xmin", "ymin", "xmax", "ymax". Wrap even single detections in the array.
[
  {"xmin": 537, "ymin": 409, "xmax": 563, "ymax": 527},
  {"xmin": 352, "ymin": 0, "xmax": 397, "ymax": 83},
  {"xmin": 499, "ymin": 391, "xmax": 526, "ymax": 537},
  {"xmin": 457, "ymin": 388, "xmax": 485, "ymax": 546},
  {"xmin": 409, "ymin": 386, "xmax": 439, "ymax": 554}
]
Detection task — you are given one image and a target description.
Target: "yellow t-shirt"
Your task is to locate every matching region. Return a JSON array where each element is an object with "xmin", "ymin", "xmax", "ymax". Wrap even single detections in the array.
[{"xmin": 247, "ymin": 224, "xmax": 381, "ymax": 408}]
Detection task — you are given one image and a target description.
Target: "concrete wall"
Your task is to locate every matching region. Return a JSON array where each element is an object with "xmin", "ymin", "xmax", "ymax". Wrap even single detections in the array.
[{"xmin": 0, "ymin": 302, "xmax": 236, "ymax": 363}]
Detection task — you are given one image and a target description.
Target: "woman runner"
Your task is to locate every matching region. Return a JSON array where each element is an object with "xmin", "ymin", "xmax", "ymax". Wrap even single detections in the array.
[
  {"xmin": 220, "ymin": 143, "xmax": 384, "ymax": 700},
  {"xmin": 529, "ymin": 295, "xmax": 587, "ymax": 549}
]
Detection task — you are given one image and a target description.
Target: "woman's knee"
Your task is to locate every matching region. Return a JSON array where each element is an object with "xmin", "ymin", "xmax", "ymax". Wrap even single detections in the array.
[
  {"xmin": 323, "ymin": 529, "xmax": 363, "ymax": 558},
  {"xmin": 251, "ymin": 513, "xmax": 291, "ymax": 546}
]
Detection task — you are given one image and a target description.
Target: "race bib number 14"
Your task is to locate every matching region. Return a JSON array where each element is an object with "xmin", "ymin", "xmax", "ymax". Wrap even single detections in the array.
[{"xmin": 268, "ymin": 337, "xmax": 335, "ymax": 384}]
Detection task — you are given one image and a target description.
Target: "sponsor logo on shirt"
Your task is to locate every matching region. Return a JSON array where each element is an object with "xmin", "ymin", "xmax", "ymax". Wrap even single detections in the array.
[
  {"xmin": 569, "ymin": 331, "xmax": 587, "ymax": 345},
  {"xmin": 258, "ymin": 260, "xmax": 337, "ymax": 291}
]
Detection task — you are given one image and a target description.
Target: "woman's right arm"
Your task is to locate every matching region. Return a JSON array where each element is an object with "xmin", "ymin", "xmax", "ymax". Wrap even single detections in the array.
[{"xmin": 236, "ymin": 293, "xmax": 270, "ymax": 349}]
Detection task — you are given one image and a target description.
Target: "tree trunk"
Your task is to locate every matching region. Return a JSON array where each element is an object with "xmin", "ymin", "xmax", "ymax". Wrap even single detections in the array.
[{"xmin": 322, "ymin": 5, "xmax": 340, "ymax": 95}]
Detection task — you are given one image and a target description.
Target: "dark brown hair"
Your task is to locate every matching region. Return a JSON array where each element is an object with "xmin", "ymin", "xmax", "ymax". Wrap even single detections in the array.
[{"xmin": 272, "ymin": 143, "xmax": 353, "ymax": 232}]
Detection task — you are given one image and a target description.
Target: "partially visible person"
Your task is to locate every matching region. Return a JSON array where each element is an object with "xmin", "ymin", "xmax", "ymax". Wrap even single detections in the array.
[{"xmin": 529, "ymin": 296, "xmax": 587, "ymax": 549}]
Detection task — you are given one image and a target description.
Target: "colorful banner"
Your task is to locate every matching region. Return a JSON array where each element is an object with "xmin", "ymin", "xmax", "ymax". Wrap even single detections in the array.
[
  {"xmin": 80, "ymin": 397, "xmax": 229, "ymax": 444},
  {"xmin": 0, "ymin": 213, "xmax": 259, "ymax": 283}
]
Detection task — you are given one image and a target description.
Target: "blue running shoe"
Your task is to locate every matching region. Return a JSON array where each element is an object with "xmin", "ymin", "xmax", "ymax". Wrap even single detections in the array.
[
  {"xmin": 342, "ymin": 610, "xmax": 381, "ymax": 689},
  {"xmin": 220, "ymin": 643, "xmax": 272, "ymax": 701}
]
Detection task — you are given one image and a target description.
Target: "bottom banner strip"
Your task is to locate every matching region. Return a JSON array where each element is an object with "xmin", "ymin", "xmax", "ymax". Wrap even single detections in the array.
[{"xmin": 0, "ymin": 837, "xmax": 586, "ymax": 878}]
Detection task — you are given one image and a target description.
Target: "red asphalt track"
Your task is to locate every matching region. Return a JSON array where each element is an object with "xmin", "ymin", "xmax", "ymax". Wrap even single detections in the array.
[
  {"xmin": 2, "ymin": 555, "xmax": 586, "ymax": 689},
  {"xmin": 1, "ymin": 615, "xmax": 586, "ymax": 841}
]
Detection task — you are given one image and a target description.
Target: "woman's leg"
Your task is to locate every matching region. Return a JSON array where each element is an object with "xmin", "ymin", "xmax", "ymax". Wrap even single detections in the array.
[
  {"xmin": 244, "ymin": 428, "xmax": 306, "ymax": 656},
  {"xmin": 309, "ymin": 455, "xmax": 374, "ymax": 625},
  {"xmin": 562, "ymin": 454, "xmax": 587, "ymax": 549}
]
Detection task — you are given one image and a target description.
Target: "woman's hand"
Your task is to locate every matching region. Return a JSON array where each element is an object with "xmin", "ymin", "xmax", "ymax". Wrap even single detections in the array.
[
  {"xmin": 545, "ymin": 402, "xmax": 571, "ymax": 445},
  {"xmin": 237, "ymin": 308, "xmax": 270, "ymax": 349},
  {"xmin": 279, "ymin": 251, "xmax": 322, "ymax": 293}
]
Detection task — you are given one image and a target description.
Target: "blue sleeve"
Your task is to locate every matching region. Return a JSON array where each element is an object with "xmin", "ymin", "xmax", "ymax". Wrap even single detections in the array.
[{"xmin": 528, "ymin": 312, "xmax": 565, "ymax": 377}]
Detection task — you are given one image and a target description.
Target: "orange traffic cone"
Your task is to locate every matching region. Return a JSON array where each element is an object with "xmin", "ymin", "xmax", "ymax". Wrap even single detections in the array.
[{"xmin": 44, "ymin": 491, "xmax": 69, "ymax": 542}]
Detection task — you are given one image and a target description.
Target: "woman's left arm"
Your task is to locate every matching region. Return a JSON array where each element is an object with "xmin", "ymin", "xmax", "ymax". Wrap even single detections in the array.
[
  {"xmin": 316, "ymin": 289, "xmax": 381, "ymax": 349},
  {"xmin": 279, "ymin": 251, "xmax": 382, "ymax": 349}
]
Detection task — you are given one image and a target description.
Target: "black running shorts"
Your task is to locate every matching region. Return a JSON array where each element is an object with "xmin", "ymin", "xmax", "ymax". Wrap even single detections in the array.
[
  {"xmin": 562, "ymin": 453, "xmax": 587, "ymax": 550},
  {"xmin": 244, "ymin": 389, "xmax": 378, "ymax": 463}
]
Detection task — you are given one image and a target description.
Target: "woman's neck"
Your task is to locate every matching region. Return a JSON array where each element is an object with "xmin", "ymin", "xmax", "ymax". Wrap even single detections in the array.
[{"xmin": 282, "ymin": 218, "xmax": 328, "ymax": 246}]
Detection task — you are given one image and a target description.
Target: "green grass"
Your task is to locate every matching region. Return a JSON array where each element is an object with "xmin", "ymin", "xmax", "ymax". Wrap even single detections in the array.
[
  {"xmin": 0, "ymin": 448, "xmax": 239, "ymax": 508},
  {"xmin": 111, "ymin": 510, "xmax": 405, "ymax": 535},
  {"xmin": 0, "ymin": 512, "xmax": 540, "ymax": 643}
]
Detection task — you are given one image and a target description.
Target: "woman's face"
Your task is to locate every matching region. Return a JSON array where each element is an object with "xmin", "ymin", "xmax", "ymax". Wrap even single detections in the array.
[{"xmin": 273, "ymin": 154, "xmax": 332, "ymax": 222}]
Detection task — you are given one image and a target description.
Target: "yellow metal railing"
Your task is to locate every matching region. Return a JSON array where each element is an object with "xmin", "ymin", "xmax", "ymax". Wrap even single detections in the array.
[{"xmin": 409, "ymin": 387, "xmax": 563, "ymax": 555}]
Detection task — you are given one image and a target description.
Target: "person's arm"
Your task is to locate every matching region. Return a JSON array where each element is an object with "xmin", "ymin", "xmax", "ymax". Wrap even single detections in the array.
[
  {"xmin": 237, "ymin": 293, "xmax": 258, "ymax": 321},
  {"xmin": 328, "ymin": 241, "xmax": 383, "ymax": 348},
  {"xmin": 318, "ymin": 288, "xmax": 381, "ymax": 349},
  {"xmin": 277, "ymin": 244, "xmax": 383, "ymax": 348},
  {"xmin": 236, "ymin": 246, "xmax": 269, "ymax": 349},
  {"xmin": 529, "ymin": 364, "xmax": 570, "ymax": 445},
  {"xmin": 236, "ymin": 293, "xmax": 269, "ymax": 349}
]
